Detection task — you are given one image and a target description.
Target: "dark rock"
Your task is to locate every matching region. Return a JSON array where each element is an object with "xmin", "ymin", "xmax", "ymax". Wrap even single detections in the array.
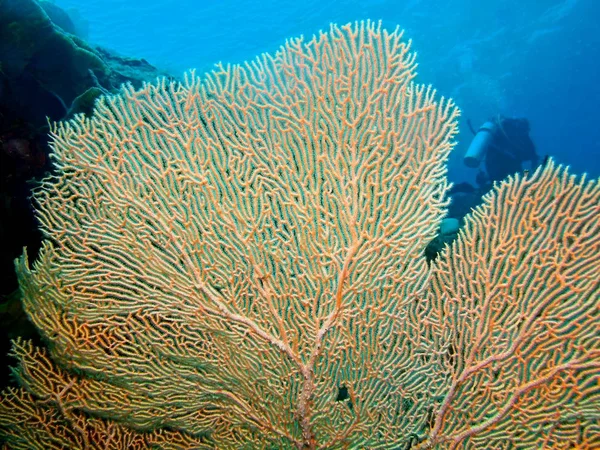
[
  {"xmin": 0, "ymin": 0, "xmax": 177, "ymax": 377},
  {"xmin": 38, "ymin": 0, "xmax": 77, "ymax": 35}
]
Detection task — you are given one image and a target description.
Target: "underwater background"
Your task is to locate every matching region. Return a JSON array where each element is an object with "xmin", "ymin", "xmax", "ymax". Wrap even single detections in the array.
[
  {"xmin": 53, "ymin": 0, "xmax": 600, "ymax": 182},
  {"xmin": 0, "ymin": 0, "xmax": 599, "ymax": 446}
]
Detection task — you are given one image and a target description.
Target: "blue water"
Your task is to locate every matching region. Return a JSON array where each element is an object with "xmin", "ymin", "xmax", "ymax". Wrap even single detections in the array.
[{"xmin": 55, "ymin": 0, "xmax": 600, "ymax": 183}]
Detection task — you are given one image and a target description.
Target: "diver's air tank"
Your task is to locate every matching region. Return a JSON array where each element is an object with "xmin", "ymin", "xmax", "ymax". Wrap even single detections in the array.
[{"xmin": 463, "ymin": 121, "xmax": 497, "ymax": 168}]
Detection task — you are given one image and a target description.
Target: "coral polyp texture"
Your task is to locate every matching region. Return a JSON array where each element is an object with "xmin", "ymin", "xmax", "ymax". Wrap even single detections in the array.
[{"xmin": 1, "ymin": 21, "xmax": 598, "ymax": 449}]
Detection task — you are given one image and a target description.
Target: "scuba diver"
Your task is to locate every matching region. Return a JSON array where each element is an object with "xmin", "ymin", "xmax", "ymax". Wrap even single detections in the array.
[
  {"xmin": 464, "ymin": 115, "xmax": 539, "ymax": 187},
  {"xmin": 429, "ymin": 115, "xmax": 541, "ymax": 261}
]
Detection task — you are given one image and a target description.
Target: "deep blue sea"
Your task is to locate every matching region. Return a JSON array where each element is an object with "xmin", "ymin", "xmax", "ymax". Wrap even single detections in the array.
[{"xmin": 54, "ymin": 0, "xmax": 599, "ymax": 183}]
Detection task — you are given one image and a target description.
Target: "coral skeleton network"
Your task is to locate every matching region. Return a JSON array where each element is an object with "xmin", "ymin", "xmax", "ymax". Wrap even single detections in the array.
[{"xmin": 0, "ymin": 20, "xmax": 598, "ymax": 450}]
